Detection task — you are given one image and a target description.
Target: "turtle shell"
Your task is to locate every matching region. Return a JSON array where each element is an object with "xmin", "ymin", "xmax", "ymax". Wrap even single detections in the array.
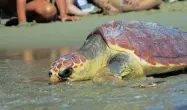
[{"xmin": 88, "ymin": 21, "xmax": 187, "ymax": 66}]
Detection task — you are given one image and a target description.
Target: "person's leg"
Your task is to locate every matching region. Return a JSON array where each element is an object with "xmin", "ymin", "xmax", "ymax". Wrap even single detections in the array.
[
  {"xmin": 136, "ymin": 0, "xmax": 162, "ymax": 10},
  {"xmin": 93, "ymin": 0, "xmax": 119, "ymax": 14},
  {"xmin": 66, "ymin": 0, "xmax": 90, "ymax": 16},
  {"xmin": 26, "ymin": 0, "xmax": 57, "ymax": 22},
  {"xmin": 111, "ymin": 0, "xmax": 162, "ymax": 12}
]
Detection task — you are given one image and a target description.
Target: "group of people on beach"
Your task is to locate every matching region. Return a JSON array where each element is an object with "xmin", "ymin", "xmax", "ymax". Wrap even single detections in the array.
[{"xmin": 0, "ymin": 0, "xmax": 182, "ymax": 26}]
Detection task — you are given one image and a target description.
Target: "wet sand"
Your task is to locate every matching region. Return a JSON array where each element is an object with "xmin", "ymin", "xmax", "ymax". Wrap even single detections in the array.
[
  {"xmin": 0, "ymin": 1, "xmax": 187, "ymax": 49},
  {"xmin": 0, "ymin": 48, "xmax": 187, "ymax": 110}
]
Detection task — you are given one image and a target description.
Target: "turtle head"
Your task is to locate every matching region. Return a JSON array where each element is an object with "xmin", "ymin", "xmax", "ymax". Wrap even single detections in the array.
[{"xmin": 49, "ymin": 52, "xmax": 88, "ymax": 84}]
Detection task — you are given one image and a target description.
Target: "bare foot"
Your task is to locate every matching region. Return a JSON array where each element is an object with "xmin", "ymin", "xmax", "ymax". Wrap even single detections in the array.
[{"xmin": 103, "ymin": 2, "xmax": 120, "ymax": 15}]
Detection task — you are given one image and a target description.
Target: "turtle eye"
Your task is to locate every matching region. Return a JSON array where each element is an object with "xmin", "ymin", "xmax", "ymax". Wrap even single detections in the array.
[{"xmin": 58, "ymin": 68, "xmax": 73, "ymax": 78}]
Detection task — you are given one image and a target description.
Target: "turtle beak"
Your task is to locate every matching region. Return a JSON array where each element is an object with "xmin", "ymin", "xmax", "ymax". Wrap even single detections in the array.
[
  {"xmin": 48, "ymin": 71, "xmax": 68, "ymax": 84},
  {"xmin": 49, "ymin": 74, "xmax": 60, "ymax": 84},
  {"xmin": 49, "ymin": 71, "xmax": 61, "ymax": 84}
]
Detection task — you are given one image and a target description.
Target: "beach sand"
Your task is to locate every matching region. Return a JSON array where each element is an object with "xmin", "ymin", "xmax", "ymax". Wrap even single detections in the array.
[
  {"xmin": 0, "ymin": 2, "xmax": 187, "ymax": 109},
  {"xmin": 0, "ymin": 1, "xmax": 187, "ymax": 49}
]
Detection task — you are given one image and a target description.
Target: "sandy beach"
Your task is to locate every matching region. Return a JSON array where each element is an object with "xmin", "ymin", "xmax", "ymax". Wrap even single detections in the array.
[
  {"xmin": 0, "ymin": 1, "xmax": 187, "ymax": 49},
  {"xmin": 0, "ymin": 2, "xmax": 187, "ymax": 110}
]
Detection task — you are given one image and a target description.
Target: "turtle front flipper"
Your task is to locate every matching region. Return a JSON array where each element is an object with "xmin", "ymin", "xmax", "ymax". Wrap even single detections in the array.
[
  {"xmin": 93, "ymin": 53, "xmax": 144, "ymax": 86},
  {"xmin": 92, "ymin": 66, "xmax": 125, "ymax": 86},
  {"xmin": 92, "ymin": 54, "xmax": 129, "ymax": 86}
]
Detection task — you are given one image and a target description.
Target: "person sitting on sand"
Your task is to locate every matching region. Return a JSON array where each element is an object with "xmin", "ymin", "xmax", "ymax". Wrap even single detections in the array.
[
  {"xmin": 92, "ymin": 0, "xmax": 162, "ymax": 15},
  {"xmin": 0, "ymin": 0, "xmax": 79, "ymax": 25}
]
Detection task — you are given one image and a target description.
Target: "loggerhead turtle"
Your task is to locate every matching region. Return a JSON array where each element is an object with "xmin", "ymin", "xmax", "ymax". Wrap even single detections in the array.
[{"xmin": 49, "ymin": 20, "xmax": 187, "ymax": 84}]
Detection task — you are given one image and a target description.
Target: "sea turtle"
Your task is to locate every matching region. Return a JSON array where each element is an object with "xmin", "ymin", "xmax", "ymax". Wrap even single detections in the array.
[{"xmin": 49, "ymin": 20, "xmax": 187, "ymax": 85}]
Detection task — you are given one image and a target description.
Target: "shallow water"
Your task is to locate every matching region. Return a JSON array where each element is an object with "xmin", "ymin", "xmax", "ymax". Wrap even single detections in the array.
[{"xmin": 0, "ymin": 49, "xmax": 187, "ymax": 110}]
